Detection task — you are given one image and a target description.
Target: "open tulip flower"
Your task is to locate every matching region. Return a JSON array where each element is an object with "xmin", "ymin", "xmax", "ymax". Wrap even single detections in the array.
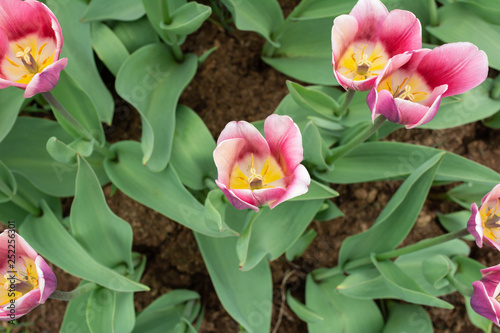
[
  {"xmin": 213, "ymin": 114, "xmax": 310, "ymax": 212},
  {"xmin": 471, "ymin": 264, "xmax": 500, "ymax": 326},
  {"xmin": 0, "ymin": 0, "xmax": 67, "ymax": 98},
  {"xmin": 468, "ymin": 184, "xmax": 500, "ymax": 251},
  {"xmin": 368, "ymin": 42, "xmax": 488, "ymax": 128},
  {"xmin": 0, "ymin": 230, "xmax": 56, "ymax": 320},
  {"xmin": 332, "ymin": 0, "xmax": 421, "ymax": 91}
]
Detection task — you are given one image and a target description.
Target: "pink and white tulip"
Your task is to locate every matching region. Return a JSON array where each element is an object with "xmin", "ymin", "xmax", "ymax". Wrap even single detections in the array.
[
  {"xmin": 367, "ymin": 42, "xmax": 488, "ymax": 128},
  {"xmin": 471, "ymin": 264, "xmax": 500, "ymax": 326},
  {"xmin": 0, "ymin": 230, "xmax": 56, "ymax": 321},
  {"xmin": 213, "ymin": 114, "xmax": 311, "ymax": 212},
  {"xmin": 0, "ymin": 0, "xmax": 67, "ymax": 98},
  {"xmin": 467, "ymin": 184, "xmax": 500, "ymax": 251},
  {"xmin": 332, "ymin": 0, "xmax": 421, "ymax": 91}
]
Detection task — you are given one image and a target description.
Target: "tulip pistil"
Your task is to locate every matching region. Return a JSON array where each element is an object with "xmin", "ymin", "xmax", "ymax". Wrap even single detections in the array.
[
  {"xmin": 483, "ymin": 200, "xmax": 500, "ymax": 230},
  {"xmin": 229, "ymin": 154, "xmax": 284, "ymax": 191},
  {"xmin": 15, "ymin": 46, "xmax": 38, "ymax": 73}
]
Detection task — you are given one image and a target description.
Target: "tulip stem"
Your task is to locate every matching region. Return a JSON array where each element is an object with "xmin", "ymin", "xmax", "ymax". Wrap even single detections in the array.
[
  {"xmin": 161, "ymin": 0, "xmax": 184, "ymax": 62},
  {"xmin": 263, "ymin": 0, "xmax": 313, "ymax": 57},
  {"xmin": 10, "ymin": 193, "xmax": 41, "ymax": 217},
  {"xmin": 313, "ymin": 228, "xmax": 470, "ymax": 281},
  {"xmin": 326, "ymin": 115, "xmax": 386, "ymax": 164},
  {"xmin": 49, "ymin": 282, "xmax": 98, "ymax": 301},
  {"xmin": 161, "ymin": 0, "xmax": 172, "ymax": 25},
  {"xmin": 335, "ymin": 89, "xmax": 356, "ymax": 117},
  {"xmin": 41, "ymin": 92, "xmax": 95, "ymax": 143}
]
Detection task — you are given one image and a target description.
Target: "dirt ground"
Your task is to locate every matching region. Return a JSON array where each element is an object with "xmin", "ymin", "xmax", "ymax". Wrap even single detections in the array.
[{"xmin": 6, "ymin": 0, "xmax": 500, "ymax": 332}]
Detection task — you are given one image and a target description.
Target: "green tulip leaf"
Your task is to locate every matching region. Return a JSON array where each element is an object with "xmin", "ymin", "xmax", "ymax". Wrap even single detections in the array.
[
  {"xmin": 160, "ymin": 2, "xmax": 211, "ymax": 36},
  {"xmin": 116, "ymin": 43, "xmax": 197, "ymax": 171},
  {"xmin": 82, "ymin": 0, "xmax": 145, "ymax": 22},
  {"xmin": 290, "ymin": 180, "xmax": 338, "ymax": 201},
  {"xmin": 46, "ymin": 137, "xmax": 94, "ymax": 166},
  {"xmin": 142, "ymin": 0, "xmax": 187, "ymax": 46},
  {"xmin": 306, "ymin": 274, "xmax": 383, "ymax": 333},
  {"xmin": 0, "ymin": 87, "xmax": 24, "ymax": 143},
  {"xmin": 60, "ymin": 281, "xmax": 93, "ymax": 333},
  {"xmin": 237, "ymin": 199, "xmax": 323, "ymax": 271},
  {"xmin": 70, "ymin": 156, "xmax": 134, "ymax": 270},
  {"xmin": 104, "ymin": 141, "xmax": 235, "ymax": 237},
  {"xmin": 87, "ymin": 288, "xmax": 116, "ymax": 333},
  {"xmin": 0, "ymin": 161, "xmax": 16, "ymax": 203},
  {"xmin": 170, "ymin": 105, "xmax": 217, "ymax": 190},
  {"xmin": 20, "ymin": 201, "xmax": 149, "ymax": 292},
  {"xmin": 46, "ymin": 0, "xmax": 114, "ymax": 123},
  {"xmin": 447, "ymin": 182, "xmax": 496, "ymax": 209},
  {"xmin": 112, "ymin": 17, "xmax": 160, "ymax": 54},
  {"xmin": 221, "ymin": 0, "xmax": 283, "ymax": 47},
  {"xmin": 0, "ymin": 117, "xmax": 108, "ymax": 197},
  {"xmin": 195, "ymin": 233, "xmax": 272, "ymax": 333},
  {"xmin": 382, "ymin": 302, "xmax": 432, "ymax": 333},
  {"xmin": 286, "ymin": 81, "xmax": 339, "ymax": 120},
  {"xmin": 437, "ymin": 211, "xmax": 475, "ymax": 241},
  {"xmin": 91, "ymin": 22, "xmax": 130, "ymax": 76},
  {"xmin": 316, "ymin": 141, "xmax": 500, "ymax": 185},
  {"xmin": 285, "ymin": 229, "xmax": 317, "ymax": 261},
  {"xmin": 314, "ymin": 200, "xmax": 344, "ymax": 221},
  {"xmin": 338, "ymin": 153, "xmax": 444, "ymax": 267},
  {"xmin": 302, "ymin": 121, "xmax": 334, "ymax": 171},
  {"xmin": 287, "ymin": 290, "xmax": 324, "ymax": 323}
]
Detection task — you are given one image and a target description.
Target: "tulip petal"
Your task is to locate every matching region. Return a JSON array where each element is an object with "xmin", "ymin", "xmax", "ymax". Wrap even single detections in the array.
[
  {"xmin": 481, "ymin": 184, "xmax": 500, "ymax": 206},
  {"xmin": 379, "ymin": 10, "xmax": 421, "ymax": 57},
  {"xmin": 331, "ymin": 15, "xmax": 358, "ymax": 64},
  {"xmin": 472, "ymin": 281, "xmax": 500, "ymax": 325},
  {"xmin": 216, "ymin": 181, "xmax": 259, "ymax": 212},
  {"xmin": 24, "ymin": 57, "xmax": 68, "ymax": 98},
  {"xmin": 252, "ymin": 187, "xmax": 286, "ymax": 208},
  {"xmin": 264, "ymin": 114, "xmax": 303, "ymax": 173},
  {"xmin": 468, "ymin": 203, "xmax": 484, "ymax": 248},
  {"xmin": 217, "ymin": 121, "xmax": 270, "ymax": 158},
  {"xmin": 417, "ymin": 42, "xmax": 489, "ymax": 97},
  {"xmin": 368, "ymin": 88, "xmax": 399, "ymax": 123},
  {"xmin": 349, "ymin": 0, "xmax": 388, "ymax": 42},
  {"xmin": 399, "ymin": 84, "xmax": 447, "ymax": 129},
  {"xmin": 0, "ymin": 0, "xmax": 55, "ymax": 40},
  {"xmin": 35, "ymin": 256, "xmax": 57, "ymax": 304},
  {"xmin": 213, "ymin": 138, "xmax": 246, "ymax": 186},
  {"xmin": 268, "ymin": 164, "xmax": 311, "ymax": 209}
]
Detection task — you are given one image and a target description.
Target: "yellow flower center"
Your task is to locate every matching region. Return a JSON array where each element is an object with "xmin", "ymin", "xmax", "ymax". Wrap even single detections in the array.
[
  {"xmin": 229, "ymin": 153, "xmax": 285, "ymax": 191},
  {"xmin": 481, "ymin": 199, "xmax": 500, "ymax": 241},
  {"xmin": 337, "ymin": 43, "xmax": 389, "ymax": 81},
  {"xmin": 378, "ymin": 75, "xmax": 429, "ymax": 103},
  {"xmin": 2, "ymin": 35, "xmax": 56, "ymax": 84},
  {"xmin": 0, "ymin": 256, "xmax": 39, "ymax": 306}
]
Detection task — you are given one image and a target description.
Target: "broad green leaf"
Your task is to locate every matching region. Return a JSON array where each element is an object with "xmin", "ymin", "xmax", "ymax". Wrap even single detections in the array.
[
  {"xmin": 237, "ymin": 200, "xmax": 323, "ymax": 271},
  {"xmin": 290, "ymin": 180, "xmax": 338, "ymax": 201},
  {"xmin": 453, "ymin": 256, "xmax": 484, "ymax": 295},
  {"xmin": 395, "ymin": 240, "xmax": 469, "ymax": 297},
  {"xmin": 457, "ymin": 0, "xmax": 500, "ymax": 24},
  {"xmin": 221, "ymin": 0, "xmax": 283, "ymax": 47},
  {"xmin": 60, "ymin": 281, "xmax": 93, "ymax": 333},
  {"xmin": 51, "ymin": 70, "xmax": 105, "ymax": 144},
  {"xmin": 142, "ymin": 0, "xmax": 187, "ymax": 46},
  {"xmin": 427, "ymin": 3, "xmax": 500, "ymax": 70},
  {"xmin": 91, "ymin": 22, "xmax": 130, "ymax": 76},
  {"xmin": 337, "ymin": 267, "xmax": 399, "ymax": 299},
  {"xmin": 422, "ymin": 255, "xmax": 455, "ymax": 290},
  {"xmin": 87, "ymin": 288, "xmax": 116, "ymax": 333},
  {"xmin": 160, "ymin": 2, "xmax": 211, "ymax": 35},
  {"xmin": 287, "ymin": 290, "xmax": 323, "ymax": 323},
  {"xmin": 204, "ymin": 189, "xmax": 236, "ymax": 234},
  {"xmin": 437, "ymin": 211, "xmax": 475, "ymax": 241},
  {"xmin": 70, "ymin": 157, "xmax": 134, "ymax": 270},
  {"xmin": 195, "ymin": 233, "xmax": 272, "ymax": 333},
  {"xmin": 112, "ymin": 17, "xmax": 160, "ymax": 54},
  {"xmin": 421, "ymin": 80, "xmax": 500, "ymax": 129},
  {"xmin": 302, "ymin": 122, "xmax": 333, "ymax": 172},
  {"xmin": 170, "ymin": 105, "xmax": 217, "ymax": 190},
  {"xmin": 0, "ymin": 117, "xmax": 108, "ymax": 197},
  {"xmin": 314, "ymin": 200, "xmax": 344, "ymax": 221},
  {"xmin": 294, "ymin": 0, "xmax": 355, "ymax": 20},
  {"xmin": 46, "ymin": 137, "xmax": 94, "ymax": 166},
  {"xmin": 286, "ymin": 81, "xmax": 338, "ymax": 120},
  {"xmin": 338, "ymin": 153, "xmax": 443, "ymax": 266},
  {"xmin": 0, "ymin": 87, "xmax": 24, "ymax": 143},
  {"xmin": 0, "ymin": 161, "xmax": 16, "ymax": 203},
  {"xmin": 316, "ymin": 141, "xmax": 500, "ymax": 184},
  {"xmin": 116, "ymin": 43, "xmax": 197, "ymax": 171},
  {"xmin": 447, "ymin": 182, "xmax": 496, "ymax": 209},
  {"xmin": 0, "ymin": 171, "xmax": 62, "ymax": 227},
  {"xmin": 82, "ymin": 0, "xmax": 145, "ymax": 21},
  {"xmin": 20, "ymin": 201, "xmax": 149, "ymax": 292},
  {"xmin": 306, "ymin": 274, "xmax": 383, "ymax": 333},
  {"xmin": 263, "ymin": 17, "xmax": 338, "ymax": 85},
  {"xmin": 371, "ymin": 255, "xmax": 453, "ymax": 309},
  {"xmin": 133, "ymin": 289, "xmax": 200, "ymax": 333},
  {"xmin": 382, "ymin": 302, "xmax": 432, "ymax": 333},
  {"xmin": 104, "ymin": 141, "xmax": 235, "ymax": 237},
  {"xmin": 285, "ymin": 229, "xmax": 317, "ymax": 261},
  {"xmin": 46, "ymin": 0, "xmax": 114, "ymax": 123}
]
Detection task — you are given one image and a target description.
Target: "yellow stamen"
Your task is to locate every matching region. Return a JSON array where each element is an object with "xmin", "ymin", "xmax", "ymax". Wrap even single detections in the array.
[
  {"xmin": 4, "ymin": 56, "xmax": 19, "ymax": 67},
  {"xmin": 38, "ymin": 42, "xmax": 48, "ymax": 56},
  {"xmin": 16, "ymin": 47, "xmax": 32, "ymax": 65}
]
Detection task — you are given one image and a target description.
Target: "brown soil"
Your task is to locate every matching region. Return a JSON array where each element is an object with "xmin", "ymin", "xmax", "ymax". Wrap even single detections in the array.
[{"xmin": 8, "ymin": 1, "xmax": 500, "ymax": 332}]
